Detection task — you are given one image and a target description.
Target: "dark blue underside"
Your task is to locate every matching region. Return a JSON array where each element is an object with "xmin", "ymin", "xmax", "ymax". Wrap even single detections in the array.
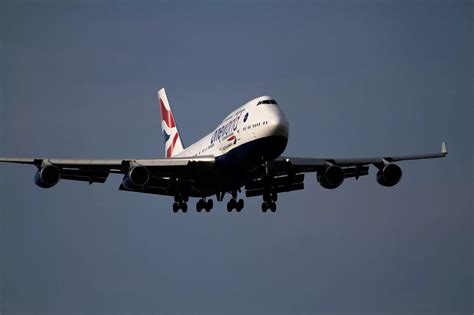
[
  {"xmin": 214, "ymin": 135, "xmax": 288, "ymax": 170},
  {"xmin": 183, "ymin": 136, "xmax": 289, "ymax": 196}
]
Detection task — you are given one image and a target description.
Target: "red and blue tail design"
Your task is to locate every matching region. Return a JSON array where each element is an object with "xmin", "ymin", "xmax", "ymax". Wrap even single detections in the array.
[{"xmin": 157, "ymin": 88, "xmax": 184, "ymax": 158}]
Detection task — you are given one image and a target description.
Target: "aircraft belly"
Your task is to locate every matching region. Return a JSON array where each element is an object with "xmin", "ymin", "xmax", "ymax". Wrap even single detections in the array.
[
  {"xmin": 215, "ymin": 135, "xmax": 288, "ymax": 168},
  {"xmin": 122, "ymin": 136, "xmax": 288, "ymax": 198}
]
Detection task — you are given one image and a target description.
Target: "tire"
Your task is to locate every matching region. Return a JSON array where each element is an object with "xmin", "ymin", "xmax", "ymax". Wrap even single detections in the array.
[
  {"xmin": 196, "ymin": 201, "xmax": 202, "ymax": 212},
  {"xmin": 261, "ymin": 202, "xmax": 268, "ymax": 212},
  {"xmin": 270, "ymin": 202, "xmax": 276, "ymax": 212},
  {"xmin": 172, "ymin": 202, "xmax": 179, "ymax": 213},
  {"xmin": 181, "ymin": 203, "xmax": 188, "ymax": 213},
  {"xmin": 207, "ymin": 199, "xmax": 213, "ymax": 210},
  {"xmin": 227, "ymin": 199, "xmax": 236, "ymax": 212},
  {"xmin": 237, "ymin": 199, "xmax": 244, "ymax": 209},
  {"xmin": 263, "ymin": 194, "xmax": 271, "ymax": 203}
]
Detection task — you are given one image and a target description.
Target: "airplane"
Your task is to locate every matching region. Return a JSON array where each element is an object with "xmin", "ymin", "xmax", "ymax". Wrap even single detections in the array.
[{"xmin": 0, "ymin": 88, "xmax": 448, "ymax": 213}]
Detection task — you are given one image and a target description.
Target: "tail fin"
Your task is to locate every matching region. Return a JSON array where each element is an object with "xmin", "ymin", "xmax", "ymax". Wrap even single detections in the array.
[{"xmin": 157, "ymin": 88, "xmax": 184, "ymax": 158}]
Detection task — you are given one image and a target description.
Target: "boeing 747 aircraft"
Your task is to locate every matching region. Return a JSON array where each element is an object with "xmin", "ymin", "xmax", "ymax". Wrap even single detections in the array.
[{"xmin": 0, "ymin": 88, "xmax": 447, "ymax": 213}]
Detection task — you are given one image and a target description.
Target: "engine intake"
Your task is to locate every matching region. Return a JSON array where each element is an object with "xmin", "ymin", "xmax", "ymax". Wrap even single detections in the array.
[
  {"xmin": 34, "ymin": 164, "xmax": 60, "ymax": 188},
  {"xmin": 376, "ymin": 163, "xmax": 402, "ymax": 187},
  {"xmin": 318, "ymin": 165, "xmax": 344, "ymax": 189},
  {"xmin": 122, "ymin": 166, "xmax": 150, "ymax": 190}
]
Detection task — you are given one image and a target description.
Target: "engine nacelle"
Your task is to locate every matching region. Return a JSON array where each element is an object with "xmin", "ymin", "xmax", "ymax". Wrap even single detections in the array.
[
  {"xmin": 318, "ymin": 165, "xmax": 345, "ymax": 189},
  {"xmin": 122, "ymin": 166, "xmax": 150, "ymax": 190},
  {"xmin": 376, "ymin": 163, "xmax": 402, "ymax": 187},
  {"xmin": 34, "ymin": 164, "xmax": 60, "ymax": 188}
]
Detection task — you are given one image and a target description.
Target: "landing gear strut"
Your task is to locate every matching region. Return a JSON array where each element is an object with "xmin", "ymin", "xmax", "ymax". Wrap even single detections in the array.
[
  {"xmin": 262, "ymin": 193, "xmax": 277, "ymax": 212},
  {"xmin": 227, "ymin": 191, "xmax": 244, "ymax": 212}
]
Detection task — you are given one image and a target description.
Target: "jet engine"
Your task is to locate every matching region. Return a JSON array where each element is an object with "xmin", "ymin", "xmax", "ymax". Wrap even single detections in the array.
[
  {"xmin": 34, "ymin": 164, "xmax": 60, "ymax": 188},
  {"xmin": 376, "ymin": 163, "xmax": 402, "ymax": 187},
  {"xmin": 122, "ymin": 166, "xmax": 150, "ymax": 190},
  {"xmin": 318, "ymin": 165, "xmax": 344, "ymax": 189}
]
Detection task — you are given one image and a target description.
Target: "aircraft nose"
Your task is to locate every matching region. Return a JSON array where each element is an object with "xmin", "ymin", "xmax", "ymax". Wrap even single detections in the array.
[{"xmin": 268, "ymin": 108, "xmax": 289, "ymax": 138}]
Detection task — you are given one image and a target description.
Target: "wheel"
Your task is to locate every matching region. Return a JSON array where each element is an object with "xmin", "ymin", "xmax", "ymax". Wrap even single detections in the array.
[
  {"xmin": 204, "ymin": 199, "xmax": 212, "ymax": 212},
  {"xmin": 270, "ymin": 202, "xmax": 276, "ymax": 212},
  {"xmin": 172, "ymin": 202, "xmax": 179, "ymax": 213},
  {"xmin": 271, "ymin": 193, "xmax": 278, "ymax": 202},
  {"xmin": 181, "ymin": 202, "xmax": 188, "ymax": 213},
  {"xmin": 263, "ymin": 194, "xmax": 271, "ymax": 203},
  {"xmin": 227, "ymin": 198, "xmax": 236, "ymax": 212},
  {"xmin": 196, "ymin": 200, "xmax": 203, "ymax": 212},
  {"xmin": 261, "ymin": 202, "xmax": 268, "ymax": 212},
  {"xmin": 236, "ymin": 199, "xmax": 244, "ymax": 212},
  {"xmin": 206, "ymin": 199, "xmax": 213, "ymax": 210}
]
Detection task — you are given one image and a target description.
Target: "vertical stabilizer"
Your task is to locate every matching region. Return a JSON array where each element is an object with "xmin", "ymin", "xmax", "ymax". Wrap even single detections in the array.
[{"xmin": 157, "ymin": 88, "xmax": 184, "ymax": 158}]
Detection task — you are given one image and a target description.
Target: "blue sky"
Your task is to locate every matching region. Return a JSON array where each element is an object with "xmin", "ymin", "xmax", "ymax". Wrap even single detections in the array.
[{"xmin": 0, "ymin": 1, "xmax": 472, "ymax": 314}]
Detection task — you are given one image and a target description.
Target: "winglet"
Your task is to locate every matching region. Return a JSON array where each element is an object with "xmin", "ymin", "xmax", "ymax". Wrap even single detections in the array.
[{"xmin": 441, "ymin": 142, "xmax": 448, "ymax": 155}]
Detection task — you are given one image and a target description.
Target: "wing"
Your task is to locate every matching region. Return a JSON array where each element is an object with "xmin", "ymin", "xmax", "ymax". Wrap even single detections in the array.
[
  {"xmin": 244, "ymin": 142, "xmax": 447, "ymax": 197},
  {"xmin": 0, "ymin": 156, "xmax": 215, "ymax": 194}
]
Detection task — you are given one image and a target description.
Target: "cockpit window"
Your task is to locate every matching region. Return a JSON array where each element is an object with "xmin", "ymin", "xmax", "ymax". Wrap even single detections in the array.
[{"xmin": 257, "ymin": 100, "xmax": 278, "ymax": 105}]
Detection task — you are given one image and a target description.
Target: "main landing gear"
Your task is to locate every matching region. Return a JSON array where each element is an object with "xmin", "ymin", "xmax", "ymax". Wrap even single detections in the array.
[
  {"xmin": 172, "ymin": 195, "xmax": 214, "ymax": 213},
  {"xmin": 172, "ymin": 192, "xmax": 278, "ymax": 213},
  {"xmin": 227, "ymin": 191, "xmax": 244, "ymax": 212},
  {"xmin": 261, "ymin": 193, "xmax": 277, "ymax": 212},
  {"xmin": 196, "ymin": 198, "xmax": 213, "ymax": 212},
  {"xmin": 172, "ymin": 195, "xmax": 188, "ymax": 213}
]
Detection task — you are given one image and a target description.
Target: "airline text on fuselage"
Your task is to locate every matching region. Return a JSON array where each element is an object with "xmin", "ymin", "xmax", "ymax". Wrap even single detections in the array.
[{"xmin": 210, "ymin": 111, "xmax": 243, "ymax": 145}]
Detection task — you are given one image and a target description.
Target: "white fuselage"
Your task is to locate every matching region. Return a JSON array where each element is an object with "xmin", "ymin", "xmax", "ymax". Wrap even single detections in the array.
[{"xmin": 175, "ymin": 96, "xmax": 289, "ymax": 161}]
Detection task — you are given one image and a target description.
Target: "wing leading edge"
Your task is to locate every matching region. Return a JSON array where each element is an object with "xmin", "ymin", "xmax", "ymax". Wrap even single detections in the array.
[
  {"xmin": 276, "ymin": 142, "xmax": 447, "ymax": 172},
  {"xmin": 0, "ymin": 156, "xmax": 214, "ymax": 169}
]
